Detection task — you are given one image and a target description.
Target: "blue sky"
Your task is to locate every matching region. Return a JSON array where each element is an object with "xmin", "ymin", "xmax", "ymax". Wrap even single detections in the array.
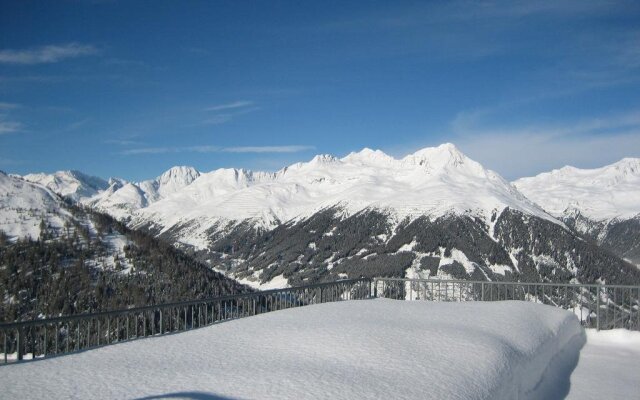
[{"xmin": 1, "ymin": 0, "xmax": 640, "ymax": 181}]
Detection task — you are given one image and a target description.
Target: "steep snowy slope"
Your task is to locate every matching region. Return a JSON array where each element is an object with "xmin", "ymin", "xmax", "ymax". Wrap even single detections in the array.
[
  {"xmin": 131, "ymin": 144, "xmax": 555, "ymax": 248},
  {"xmin": 0, "ymin": 171, "xmax": 73, "ymax": 239},
  {"xmin": 514, "ymin": 159, "xmax": 640, "ymax": 266},
  {"xmin": 88, "ymin": 166, "xmax": 200, "ymax": 219},
  {"xmin": 137, "ymin": 165, "xmax": 201, "ymax": 202},
  {"xmin": 23, "ymin": 170, "xmax": 109, "ymax": 202},
  {"xmin": 513, "ymin": 158, "xmax": 640, "ymax": 221},
  {"xmin": 22, "ymin": 166, "xmax": 201, "ymax": 221}
]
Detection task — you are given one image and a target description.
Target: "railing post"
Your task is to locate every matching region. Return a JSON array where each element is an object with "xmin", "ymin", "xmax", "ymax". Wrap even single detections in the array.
[
  {"xmin": 481, "ymin": 282, "xmax": 485, "ymax": 301},
  {"xmin": 16, "ymin": 327, "xmax": 23, "ymax": 361},
  {"xmin": 373, "ymin": 279, "xmax": 378, "ymax": 298},
  {"xmin": 596, "ymin": 284, "xmax": 601, "ymax": 331}
]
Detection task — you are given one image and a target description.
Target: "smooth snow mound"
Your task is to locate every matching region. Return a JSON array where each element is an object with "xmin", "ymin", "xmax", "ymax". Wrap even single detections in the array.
[{"xmin": 0, "ymin": 300, "xmax": 585, "ymax": 400}]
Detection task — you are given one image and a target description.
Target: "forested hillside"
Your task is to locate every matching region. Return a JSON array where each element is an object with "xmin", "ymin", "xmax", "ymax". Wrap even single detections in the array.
[{"xmin": 0, "ymin": 205, "xmax": 248, "ymax": 322}]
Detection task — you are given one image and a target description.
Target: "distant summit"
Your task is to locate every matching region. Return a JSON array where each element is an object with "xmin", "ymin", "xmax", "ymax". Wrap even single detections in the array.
[{"xmin": 514, "ymin": 157, "xmax": 640, "ymax": 220}]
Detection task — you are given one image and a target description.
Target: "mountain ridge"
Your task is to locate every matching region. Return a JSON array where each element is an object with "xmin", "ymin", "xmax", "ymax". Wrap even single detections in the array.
[{"xmin": 9, "ymin": 144, "xmax": 640, "ymax": 288}]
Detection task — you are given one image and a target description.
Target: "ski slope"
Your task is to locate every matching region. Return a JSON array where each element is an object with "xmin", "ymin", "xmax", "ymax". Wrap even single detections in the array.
[{"xmin": 0, "ymin": 299, "xmax": 586, "ymax": 399}]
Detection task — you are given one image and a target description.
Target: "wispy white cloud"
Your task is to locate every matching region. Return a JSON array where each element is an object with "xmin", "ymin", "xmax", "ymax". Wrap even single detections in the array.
[
  {"xmin": 447, "ymin": 109, "xmax": 640, "ymax": 179},
  {"xmin": 205, "ymin": 101, "xmax": 254, "ymax": 112},
  {"xmin": 0, "ymin": 102, "xmax": 20, "ymax": 109},
  {"xmin": 200, "ymin": 101, "xmax": 259, "ymax": 125},
  {"xmin": 0, "ymin": 120, "xmax": 23, "ymax": 134},
  {"xmin": 452, "ymin": 108, "xmax": 640, "ymax": 138},
  {"xmin": 0, "ymin": 43, "xmax": 98, "ymax": 65},
  {"xmin": 120, "ymin": 147, "xmax": 171, "ymax": 155},
  {"xmin": 120, "ymin": 145, "xmax": 314, "ymax": 156},
  {"xmin": 0, "ymin": 156, "xmax": 22, "ymax": 166},
  {"xmin": 104, "ymin": 139, "xmax": 143, "ymax": 146},
  {"xmin": 0, "ymin": 102, "xmax": 23, "ymax": 134},
  {"xmin": 202, "ymin": 114, "xmax": 235, "ymax": 125},
  {"xmin": 73, "ymin": 120, "xmax": 91, "ymax": 130}
]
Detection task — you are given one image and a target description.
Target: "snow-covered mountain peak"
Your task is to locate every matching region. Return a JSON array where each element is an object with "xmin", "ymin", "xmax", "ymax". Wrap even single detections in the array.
[
  {"xmin": 401, "ymin": 143, "xmax": 491, "ymax": 181},
  {"xmin": 514, "ymin": 157, "xmax": 640, "ymax": 220},
  {"xmin": 149, "ymin": 165, "xmax": 201, "ymax": 199},
  {"xmin": 403, "ymin": 143, "xmax": 465, "ymax": 168},
  {"xmin": 124, "ymin": 143, "xmax": 559, "ymax": 249},
  {"xmin": 23, "ymin": 170, "xmax": 109, "ymax": 201},
  {"xmin": 310, "ymin": 154, "xmax": 339, "ymax": 164},
  {"xmin": 607, "ymin": 157, "xmax": 640, "ymax": 177},
  {"xmin": 341, "ymin": 148, "xmax": 396, "ymax": 166},
  {"xmin": 157, "ymin": 166, "xmax": 200, "ymax": 186},
  {"xmin": 108, "ymin": 177, "xmax": 126, "ymax": 187}
]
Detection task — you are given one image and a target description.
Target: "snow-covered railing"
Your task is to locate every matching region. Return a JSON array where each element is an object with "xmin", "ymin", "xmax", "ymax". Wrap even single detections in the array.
[
  {"xmin": 0, "ymin": 278, "xmax": 371, "ymax": 365},
  {"xmin": 373, "ymin": 278, "xmax": 640, "ymax": 331}
]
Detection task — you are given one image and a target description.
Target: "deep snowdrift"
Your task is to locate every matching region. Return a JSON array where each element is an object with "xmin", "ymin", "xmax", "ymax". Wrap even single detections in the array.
[{"xmin": 0, "ymin": 300, "xmax": 585, "ymax": 400}]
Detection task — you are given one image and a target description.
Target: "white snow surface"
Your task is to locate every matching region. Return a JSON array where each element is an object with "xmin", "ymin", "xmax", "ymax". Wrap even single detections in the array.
[
  {"xmin": 0, "ymin": 299, "xmax": 586, "ymax": 400},
  {"xmin": 127, "ymin": 144, "xmax": 556, "ymax": 247},
  {"xmin": 567, "ymin": 329, "xmax": 640, "ymax": 399},
  {"xmin": 22, "ymin": 170, "xmax": 108, "ymax": 202},
  {"xmin": 0, "ymin": 172, "xmax": 72, "ymax": 239},
  {"xmin": 22, "ymin": 166, "xmax": 201, "ymax": 222},
  {"xmin": 87, "ymin": 166, "xmax": 201, "ymax": 219},
  {"xmin": 514, "ymin": 158, "xmax": 640, "ymax": 220}
]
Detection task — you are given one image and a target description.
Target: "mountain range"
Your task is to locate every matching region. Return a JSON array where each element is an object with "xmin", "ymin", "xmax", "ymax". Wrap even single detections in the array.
[
  {"xmin": 6, "ymin": 143, "xmax": 640, "ymax": 290},
  {"xmin": 0, "ymin": 171, "xmax": 247, "ymax": 321}
]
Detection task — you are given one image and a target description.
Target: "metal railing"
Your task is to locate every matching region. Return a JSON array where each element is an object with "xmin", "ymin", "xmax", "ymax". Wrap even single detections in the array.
[
  {"xmin": 373, "ymin": 278, "xmax": 640, "ymax": 331},
  {"xmin": 0, "ymin": 278, "xmax": 371, "ymax": 365},
  {"xmin": 3, "ymin": 276, "xmax": 639, "ymax": 365}
]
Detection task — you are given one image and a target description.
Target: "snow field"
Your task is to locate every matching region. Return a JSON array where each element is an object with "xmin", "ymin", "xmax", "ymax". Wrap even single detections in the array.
[
  {"xmin": 0, "ymin": 299, "xmax": 585, "ymax": 399},
  {"xmin": 567, "ymin": 329, "xmax": 640, "ymax": 399}
]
